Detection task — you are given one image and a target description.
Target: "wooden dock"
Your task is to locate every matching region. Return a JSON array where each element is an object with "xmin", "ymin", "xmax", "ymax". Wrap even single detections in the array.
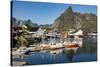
[{"xmin": 12, "ymin": 61, "xmax": 26, "ymax": 66}]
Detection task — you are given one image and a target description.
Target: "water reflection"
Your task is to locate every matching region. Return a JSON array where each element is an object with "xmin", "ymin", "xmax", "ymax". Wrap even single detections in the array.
[
  {"xmin": 62, "ymin": 49, "xmax": 74, "ymax": 62},
  {"xmin": 12, "ymin": 37, "xmax": 97, "ymax": 65}
]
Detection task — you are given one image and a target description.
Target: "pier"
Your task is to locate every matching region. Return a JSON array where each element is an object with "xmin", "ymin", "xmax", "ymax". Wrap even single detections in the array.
[{"xmin": 12, "ymin": 61, "xmax": 26, "ymax": 66}]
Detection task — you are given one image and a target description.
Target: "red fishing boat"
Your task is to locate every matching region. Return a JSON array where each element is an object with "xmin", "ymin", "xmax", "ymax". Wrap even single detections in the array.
[{"xmin": 65, "ymin": 43, "xmax": 79, "ymax": 48}]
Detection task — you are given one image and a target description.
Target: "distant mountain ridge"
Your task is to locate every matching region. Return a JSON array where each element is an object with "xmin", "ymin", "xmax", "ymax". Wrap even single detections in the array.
[{"xmin": 11, "ymin": 17, "xmax": 52, "ymax": 28}]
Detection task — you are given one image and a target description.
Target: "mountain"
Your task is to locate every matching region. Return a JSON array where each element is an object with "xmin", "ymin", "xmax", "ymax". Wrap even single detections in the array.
[
  {"xmin": 11, "ymin": 17, "xmax": 38, "ymax": 27},
  {"xmin": 52, "ymin": 6, "xmax": 97, "ymax": 34},
  {"xmin": 11, "ymin": 17, "xmax": 52, "ymax": 29},
  {"xmin": 22, "ymin": 19, "xmax": 38, "ymax": 27},
  {"xmin": 40, "ymin": 24, "xmax": 52, "ymax": 29}
]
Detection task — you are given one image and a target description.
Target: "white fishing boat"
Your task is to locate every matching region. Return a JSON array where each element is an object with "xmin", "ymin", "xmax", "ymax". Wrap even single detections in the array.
[
  {"xmin": 40, "ymin": 43, "xmax": 50, "ymax": 50},
  {"xmin": 49, "ymin": 42, "xmax": 64, "ymax": 50}
]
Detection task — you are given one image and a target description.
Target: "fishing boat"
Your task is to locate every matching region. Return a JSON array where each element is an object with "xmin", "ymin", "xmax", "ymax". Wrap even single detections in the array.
[
  {"xmin": 65, "ymin": 43, "xmax": 79, "ymax": 48},
  {"xmin": 49, "ymin": 42, "xmax": 64, "ymax": 50},
  {"xmin": 63, "ymin": 43, "xmax": 79, "ymax": 53},
  {"xmin": 40, "ymin": 43, "xmax": 50, "ymax": 50}
]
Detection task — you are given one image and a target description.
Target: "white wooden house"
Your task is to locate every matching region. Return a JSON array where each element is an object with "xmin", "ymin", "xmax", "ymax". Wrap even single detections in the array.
[{"xmin": 69, "ymin": 29, "xmax": 83, "ymax": 38}]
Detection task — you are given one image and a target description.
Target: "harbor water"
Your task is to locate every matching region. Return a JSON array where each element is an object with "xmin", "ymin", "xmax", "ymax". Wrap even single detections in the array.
[{"xmin": 12, "ymin": 37, "xmax": 97, "ymax": 65}]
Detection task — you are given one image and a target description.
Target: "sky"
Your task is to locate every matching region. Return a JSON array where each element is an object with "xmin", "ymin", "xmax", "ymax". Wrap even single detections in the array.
[{"xmin": 12, "ymin": 1, "xmax": 97, "ymax": 25}]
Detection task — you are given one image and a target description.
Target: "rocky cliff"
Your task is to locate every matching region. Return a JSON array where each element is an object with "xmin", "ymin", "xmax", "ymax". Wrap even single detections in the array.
[{"xmin": 53, "ymin": 6, "xmax": 97, "ymax": 34}]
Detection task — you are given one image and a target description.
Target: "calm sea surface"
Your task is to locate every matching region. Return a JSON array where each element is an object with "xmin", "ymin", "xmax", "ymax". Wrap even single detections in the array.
[{"xmin": 12, "ymin": 37, "xmax": 97, "ymax": 65}]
